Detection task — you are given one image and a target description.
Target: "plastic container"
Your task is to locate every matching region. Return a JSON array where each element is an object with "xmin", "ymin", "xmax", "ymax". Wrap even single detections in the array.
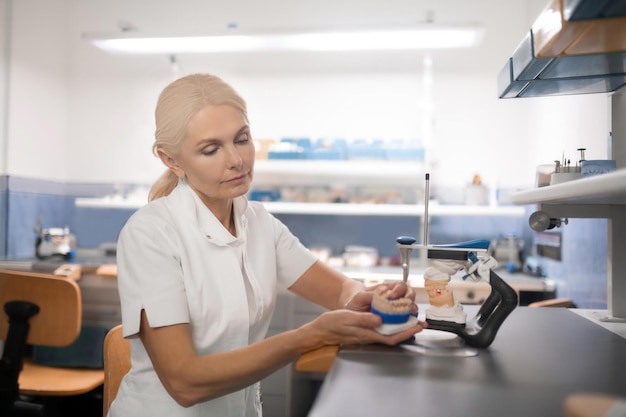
[{"xmin": 581, "ymin": 159, "xmax": 617, "ymax": 176}]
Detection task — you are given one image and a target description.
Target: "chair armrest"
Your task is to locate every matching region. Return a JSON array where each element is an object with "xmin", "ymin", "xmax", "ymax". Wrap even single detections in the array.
[{"xmin": 295, "ymin": 345, "xmax": 339, "ymax": 373}]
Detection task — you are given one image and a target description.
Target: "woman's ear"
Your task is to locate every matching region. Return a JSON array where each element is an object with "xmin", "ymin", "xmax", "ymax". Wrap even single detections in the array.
[{"xmin": 157, "ymin": 149, "xmax": 185, "ymax": 178}]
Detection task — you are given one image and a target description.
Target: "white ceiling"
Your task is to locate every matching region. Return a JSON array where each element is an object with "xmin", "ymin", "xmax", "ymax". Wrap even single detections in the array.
[{"xmin": 67, "ymin": 0, "xmax": 548, "ymax": 76}]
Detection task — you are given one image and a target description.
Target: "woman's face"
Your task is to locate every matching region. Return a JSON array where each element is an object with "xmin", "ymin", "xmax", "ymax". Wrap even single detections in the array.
[{"xmin": 164, "ymin": 104, "xmax": 255, "ymax": 209}]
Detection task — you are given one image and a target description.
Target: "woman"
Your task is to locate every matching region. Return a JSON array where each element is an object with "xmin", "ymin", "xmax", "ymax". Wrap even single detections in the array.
[{"xmin": 110, "ymin": 73, "xmax": 426, "ymax": 417}]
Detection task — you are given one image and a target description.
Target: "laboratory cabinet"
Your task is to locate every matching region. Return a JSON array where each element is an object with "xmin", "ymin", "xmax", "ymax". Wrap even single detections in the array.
[
  {"xmin": 498, "ymin": 0, "xmax": 626, "ymax": 98},
  {"xmin": 504, "ymin": 0, "xmax": 626, "ymax": 321}
]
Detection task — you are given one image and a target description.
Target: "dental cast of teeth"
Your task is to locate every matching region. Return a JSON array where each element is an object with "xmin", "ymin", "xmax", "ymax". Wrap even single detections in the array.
[
  {"xmin": 424, "ymin": 259, "xmax": 470, "ymax": 324},
  {"xmin": 372, "ymin": 287, "xmax": 413, "ymax": 314}
]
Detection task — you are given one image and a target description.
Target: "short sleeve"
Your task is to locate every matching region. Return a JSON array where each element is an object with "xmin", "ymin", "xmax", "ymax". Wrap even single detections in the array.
[
  {"xmin": 116, "ymin": 209, "xmax": 190, "ymax": 338},
  {"xmin": 270, "ymin": 215, "xmax": 318, "ymax": 289}
]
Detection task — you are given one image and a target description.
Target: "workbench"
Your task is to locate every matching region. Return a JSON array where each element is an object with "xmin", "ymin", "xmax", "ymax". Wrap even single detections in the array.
[{"xmin": 307, "ymin": 307, "xmax": 626, "ymax": 417}]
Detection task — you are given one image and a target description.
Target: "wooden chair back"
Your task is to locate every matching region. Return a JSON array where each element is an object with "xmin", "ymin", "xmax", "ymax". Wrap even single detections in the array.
[
  {"xmin": 103, "ymin": 324, "xmax": 130, "ymax": 417},
  {"xmin": 0, "ymin": 268, "xmax": 104, "ymax": 415},
  {"xmin": 0, "ymin": 269, "xmax": 81, "ymax": 346}
]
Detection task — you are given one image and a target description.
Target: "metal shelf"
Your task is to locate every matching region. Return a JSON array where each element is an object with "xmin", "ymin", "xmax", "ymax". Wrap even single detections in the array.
[
  {"xmin": 75, "ymin": 198, "xmax": 146, "ymax": 209},
  {"xmin": 510, "ymin": 169, "xmax": 626, "ymax": 205},
  {"xmin": 75, "ymin": 198, "xmax": 524, "ymax": 217},
  {"xmin": 263, "ymin": 202, "xmax": 524, "ymax": 217}
]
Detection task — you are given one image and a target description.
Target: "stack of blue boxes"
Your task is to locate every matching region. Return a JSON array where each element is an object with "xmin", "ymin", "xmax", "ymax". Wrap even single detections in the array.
[{"xmin": 266, "ymin": 138, "xmax": 424, "ymax": 161}]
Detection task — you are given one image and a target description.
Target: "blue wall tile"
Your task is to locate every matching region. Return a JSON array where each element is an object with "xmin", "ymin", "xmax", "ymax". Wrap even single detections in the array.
[
  {"xmin": 6, "ymin": 191, "xmax": 74, "ymax": 258},
  {"xmin": 275, "ymin": 214, "xmax": 420, "ymax": 258},
  {"xmin": 427, "ymin": 215, "xmax": 531, "ymax": 247},
  {"xmin": 275, "ymin": 213, "xmax": 530, "ymax": 259},
  {"xmin": 538, "ymin": 218, "xmax": 608, "ymax": 309},
  {"xmin": 2, "ymin": 176, "xmax": 133, "ymax": 258},
  {"xmin": 72, "ymin": 207, "xmax": 135, "ymax": 248}
]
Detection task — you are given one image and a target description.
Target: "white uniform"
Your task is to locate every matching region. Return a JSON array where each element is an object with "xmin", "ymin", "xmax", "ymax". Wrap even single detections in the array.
[{"xmin": 109, "ymin": 180, "xmax": 317, "ymax": 417}]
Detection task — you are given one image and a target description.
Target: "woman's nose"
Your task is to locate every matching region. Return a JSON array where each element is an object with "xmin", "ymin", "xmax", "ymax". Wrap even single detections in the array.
[{"xmin": 227, "ymin": 147, "xmax": 243, "ymax": 168}]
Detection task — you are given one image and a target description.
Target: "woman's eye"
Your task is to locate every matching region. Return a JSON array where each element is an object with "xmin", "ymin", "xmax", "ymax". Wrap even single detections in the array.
[
  {"xmin": 236, "ymin": 133, "xmax": 250, "ymax": 144},
  {"xmin": 201, "ymin": 147, "xmax": 218, "ymax": 156}
]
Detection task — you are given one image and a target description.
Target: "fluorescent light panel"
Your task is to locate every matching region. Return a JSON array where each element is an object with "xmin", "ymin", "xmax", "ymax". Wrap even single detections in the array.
[{"xmin": 85, "ymin": 26, "xmax": 484, "ymax": 54}]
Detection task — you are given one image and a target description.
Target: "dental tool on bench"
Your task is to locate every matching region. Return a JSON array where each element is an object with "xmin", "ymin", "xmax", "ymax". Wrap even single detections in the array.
[{"xmin": 395, "ymin": 173, "xmax": 429, "ymax": 283}]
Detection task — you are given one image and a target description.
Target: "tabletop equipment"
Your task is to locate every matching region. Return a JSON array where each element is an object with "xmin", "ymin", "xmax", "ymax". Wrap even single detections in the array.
[
  {"xmin": 396, "ymin": 237, "xmax": 518, "ymax": 348},
  {"xmin": 395, "ymin": 173, "xmax": 517, "ymax": 348}
]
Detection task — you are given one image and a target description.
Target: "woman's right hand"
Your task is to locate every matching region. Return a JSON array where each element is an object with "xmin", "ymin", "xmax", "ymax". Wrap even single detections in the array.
[{"xmin": 298, "ymin": 309, "xmax": 427, "ymax": 353}]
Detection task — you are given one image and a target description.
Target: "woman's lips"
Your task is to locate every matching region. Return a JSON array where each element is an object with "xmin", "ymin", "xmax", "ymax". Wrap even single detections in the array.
[{"xmin": 225, "ymin": 173, "xmax": 247, "ymax": 183}]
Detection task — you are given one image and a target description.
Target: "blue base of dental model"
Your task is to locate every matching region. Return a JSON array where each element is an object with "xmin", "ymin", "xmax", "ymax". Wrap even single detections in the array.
[{"xmin": 371, "ymin": 306, "xmax": 412, "ymax": 324}]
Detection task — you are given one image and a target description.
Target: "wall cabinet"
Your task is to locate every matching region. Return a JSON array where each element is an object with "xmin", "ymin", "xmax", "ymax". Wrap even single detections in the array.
[
  {"xmin": 506, "ymin": 0, "xmax": 626, "ymax": 321},
  {"xmin": 498, "ymin": 0, "xmax": 626, "ymax": 98}
]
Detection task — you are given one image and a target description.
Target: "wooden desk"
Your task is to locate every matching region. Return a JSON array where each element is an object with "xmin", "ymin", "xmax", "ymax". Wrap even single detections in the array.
[{"xmin": 307, "ymin": 307, "xmax": 626, "ymax": 417}]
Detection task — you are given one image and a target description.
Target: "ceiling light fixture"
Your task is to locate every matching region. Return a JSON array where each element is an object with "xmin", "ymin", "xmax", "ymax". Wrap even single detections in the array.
[{"xmin": 82, "ymin": 25, "xmax": 484, "ymax": 54}]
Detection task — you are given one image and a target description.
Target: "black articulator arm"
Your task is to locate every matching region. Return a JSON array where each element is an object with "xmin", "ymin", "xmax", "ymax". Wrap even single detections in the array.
[
  {"xmin": 0, "ymin": 301, "xmax": 45, "ymax": 417},
  {"xmin": 426, "ymin": 269, "xmax": 518, "ymax": 348}
]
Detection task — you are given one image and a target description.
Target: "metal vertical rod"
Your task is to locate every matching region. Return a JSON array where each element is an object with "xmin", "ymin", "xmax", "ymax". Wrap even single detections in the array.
[
  {"xmin": 608, "ymin": 88, "xmax": 626, "ymax": 320},
  {"xmin": 423, "ymin": 173, "xmax": 430, "ymax": 247}
]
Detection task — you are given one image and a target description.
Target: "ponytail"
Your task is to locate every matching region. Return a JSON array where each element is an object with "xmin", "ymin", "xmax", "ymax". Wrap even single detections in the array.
[{"xmin": 149, "ymin": 170, "xmax": 179, "ymax": 201}]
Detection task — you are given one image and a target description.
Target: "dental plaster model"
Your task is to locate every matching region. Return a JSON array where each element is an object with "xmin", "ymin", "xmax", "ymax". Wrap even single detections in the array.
[
  {"xmin": 371, "ymin": 287, "xmax": 413, "ymax": 320},
  {"xmin": 424, "ymin": 259, "xmax": 470, "ymax": 325},
  {"xmin": 371, "ymin": 286, "xmax": 416, "ymax": 335}
]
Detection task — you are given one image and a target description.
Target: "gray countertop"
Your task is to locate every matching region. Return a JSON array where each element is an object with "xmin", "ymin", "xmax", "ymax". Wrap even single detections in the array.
[{"xmin": 308, "ymin": 306, "xmax": 626, "ymax": 417}]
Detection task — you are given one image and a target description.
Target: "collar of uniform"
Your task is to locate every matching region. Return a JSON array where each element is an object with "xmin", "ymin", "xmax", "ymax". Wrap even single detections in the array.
[{"xmin": 175, "ymin": 179, "xmax": 248, "ymax": 246}]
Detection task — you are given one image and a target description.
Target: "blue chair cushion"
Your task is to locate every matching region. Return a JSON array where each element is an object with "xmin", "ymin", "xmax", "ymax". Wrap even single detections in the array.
[{"xmin": 32, "ymin": 325, "xmax": 109, "ymax": 368}]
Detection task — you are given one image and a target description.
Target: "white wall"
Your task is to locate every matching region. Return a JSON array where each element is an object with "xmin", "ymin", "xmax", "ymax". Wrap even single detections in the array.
[
  {"xmin": 428, "ymin": 79, "xmax": 609, "ymax": 189},
  {"xmin": 0, "ymin": 0, "xmax": 8, "ymax": 174},
  {"xmin": 66, "ymin": 67, "xmax": 609, "ymax": 190},
  {"xmin": 4, "ymin": 0, "xmax": 69, "ymax": 180},
  {"xmin": 2, "ymin": 0, "xmax": 613, "ymax": 189}
]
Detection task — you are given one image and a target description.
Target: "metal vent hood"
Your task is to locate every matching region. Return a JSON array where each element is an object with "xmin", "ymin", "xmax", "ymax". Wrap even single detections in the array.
[{"xmin": 498, "ymin": 0, "xmax": 626, "ymax": 98}]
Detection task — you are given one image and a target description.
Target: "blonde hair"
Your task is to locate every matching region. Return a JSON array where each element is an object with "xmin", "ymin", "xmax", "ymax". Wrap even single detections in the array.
[{"xmin": 148, "ymin": 74, "xmax": 248, "ymax": 201}]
